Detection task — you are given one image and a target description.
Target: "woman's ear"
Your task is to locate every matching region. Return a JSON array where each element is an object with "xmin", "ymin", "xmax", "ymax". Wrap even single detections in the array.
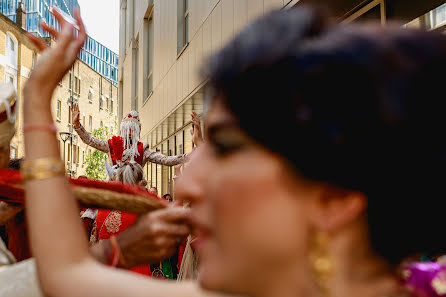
[{"xmin": 309, "ymin": 186, "xmax": 367, "ymax": 233}]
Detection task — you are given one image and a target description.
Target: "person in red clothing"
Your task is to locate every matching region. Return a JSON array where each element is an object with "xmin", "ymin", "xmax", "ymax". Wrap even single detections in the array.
[
  {"xmin": 72, "ymin": 105, "xmax": 201, "ymax": 169},
  {"xmin": 89, "ymin": 161, "xmax": 153, "ymax": 276}
]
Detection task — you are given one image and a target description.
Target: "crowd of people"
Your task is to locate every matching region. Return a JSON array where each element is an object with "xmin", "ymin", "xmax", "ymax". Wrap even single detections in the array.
[{"xmin": 0, "ymin": 4, "xmax": 446, "ymax": 297}]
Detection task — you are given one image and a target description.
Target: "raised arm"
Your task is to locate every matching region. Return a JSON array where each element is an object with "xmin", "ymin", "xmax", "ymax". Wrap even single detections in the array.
[
  {"xmin": 72, "ymin": 104, "xmax": 109, "ymax": 153},
  {"xmin": 143, "ymin": 147, "xmax": 188, "ymax": 167},
  {"xmin": 143, "ymin": 112, "xmax": 202, "ymax": 167},
  {"xmin": 23, "ymin": 9, "xmax": 209, "ymax": 297}
]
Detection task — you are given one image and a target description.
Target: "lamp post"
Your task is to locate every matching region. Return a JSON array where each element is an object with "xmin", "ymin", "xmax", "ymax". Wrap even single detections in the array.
[
  {"xmin": 59, "ymin": 131, "xmax": 77, "ymax": 176},
  {"xmin": 59, "ymin": 131, "xmax": 71, "ymax": 170},
  {"xmin": 70, "ymin": 133, "xmax": 78, "ymax": 176}
]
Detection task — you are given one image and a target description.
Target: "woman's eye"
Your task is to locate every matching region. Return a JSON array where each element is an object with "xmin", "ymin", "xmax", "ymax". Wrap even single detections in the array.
[
  {"xmin": 211, "ymin": 130, "xmax": 250, "ymax": 156},
  {"xmin": 213, "ymin": 140, "xmax": 244, "ymax": 156}
]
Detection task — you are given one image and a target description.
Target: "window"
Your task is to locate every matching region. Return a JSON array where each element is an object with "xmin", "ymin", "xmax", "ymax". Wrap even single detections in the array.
[
  {"xmin": 100, "ymin": 96, "xmax": 104, "ymax": 110},
  {"xmin": 342, "ymin": 0, "xmax": 386, "ymax": 25},
  {"xmin": 89, "ymin": 115, "xmax": 92, "ymax": 132},
  {"xmin": 32, "ymin": 51, "xmax": 36, "ymax": 69},
  {"xmin": 134, "ymin": 40, "xmax": 139, "ymax": 110},
  {"xmin": 100, "ymin": 121, "xmax": 103, "ymax": 128},
  {"xmin": 6, "ymin": 74, "xmax": 14, "ymax": 88},
  {"xmin": 110, "ymin": 99, "xmax": 114, "ymax": 113},
  {"xmin": 76, "ymin": 146, "xmax": 80, "ymax": 165},
  {"xmin": 82, "ymin": 151, "xmax": 85, "ymax": 164},
  {"xmin": 73, "ymin": 76, "xmax": 81, "ymax": 95},
  {"xmin": 6, "ymin": 33, "xmax": 18, "ymax": 69},
  {"xmin": 68, "ymin": 145, "xmax": 71, "ymax": 162},
  {"xmin": 88, "ymin": 88, "xmax": 93, "ymax": 102},
  {"xmin": 56, "ymin": 100, "xmax": 61, "ymax": 121},
  {"xmin": 68, "ymin": 106, "xmax": 72, "ymax": 125},
  {"xmin": 106, "ymin": 97, "xmax": 109, "ymax": 111},
  {"xmin": 9, "ymin": 144, "xmax": 16, "ymax": 159},
  {"xmin": 145, "ymin": 14, "xmax": 154, "ymax": 101},
  {"xmin": 177, "ymin": 0, "xmax": 189, "ymax": 54}
]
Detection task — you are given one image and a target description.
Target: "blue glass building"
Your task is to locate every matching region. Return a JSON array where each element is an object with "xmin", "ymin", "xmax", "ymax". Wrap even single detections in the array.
[{"xmin": 0, "ymin": 0, "xmax": 118, "ymax": 85}]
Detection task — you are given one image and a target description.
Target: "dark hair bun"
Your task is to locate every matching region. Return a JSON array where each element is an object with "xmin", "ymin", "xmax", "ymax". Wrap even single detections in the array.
[{"xmin": 207, "ymin": 6, "xmax": 446, "ymax": 265}]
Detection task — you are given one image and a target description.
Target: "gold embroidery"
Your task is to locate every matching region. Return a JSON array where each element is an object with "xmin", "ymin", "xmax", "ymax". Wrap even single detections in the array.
[
  {"xmin": 104, "ymin": 211, "xmax": 122, "ymax": 234},
  {"xmin": 89, "ymin": 221, "xmax": 98, "ymax": 245},
  {"xmin": 432, "ymin": 271, "xmax": 446, "ymax": 295}
]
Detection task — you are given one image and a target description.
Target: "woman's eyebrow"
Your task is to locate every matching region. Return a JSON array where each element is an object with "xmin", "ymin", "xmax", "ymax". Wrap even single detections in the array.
[{"xmin": 206, "ymin": 121, "xmax": 239, "ymax": 137}]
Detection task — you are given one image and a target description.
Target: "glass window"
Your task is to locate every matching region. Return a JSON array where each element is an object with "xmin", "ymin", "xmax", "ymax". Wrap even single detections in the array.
[
  {"xmin": 156, "ymin": 147, "xmax": 162, "ymax": 195},
  {"xmin": 151, "ymin": 162, "xmax": 156, "ymax": 188},
  {"xmin": 57, "ymin": 100, "xmax": 61, "ymax": 120},
  {"xmin": 68, "ymin": 106, "xmax": 72, "ymax": 124},
  {"xmin": 89, "ymin": 115, "xmax": 92, "ymax": 132},
  {"xmin": 184, "ymin": 124, "xmax": 193, "ymax": 154},
  {"xmin": 161, "ymin": 143, "xmax": 169, "ymax": 195},
  {"xmin": 177, "ymin": 0, "xmax": 189, "ymax": 53},
  {"xmin": 145, "ymin": 15, "xmax": 154, "ymax": 101}
]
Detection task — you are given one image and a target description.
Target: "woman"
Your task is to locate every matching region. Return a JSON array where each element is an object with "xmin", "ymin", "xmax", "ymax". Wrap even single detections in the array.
[{"xmin": 23, "ymin": 5, "xmax": 446, "ymax": 297}]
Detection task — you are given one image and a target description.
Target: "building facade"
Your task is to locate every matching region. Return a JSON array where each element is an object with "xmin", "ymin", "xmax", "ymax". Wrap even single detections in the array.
[
  {"xmin": 52, "ymin": 57, "xmax": 118, "ymax": 177},
  {"xmin": 0, "ymin": 11, "xmax": 118, "ymax": 177},
  {"xmin": 119, "ymin": 0, "xmax": 293, "ymax": 196},
  {"xmin": 0, "ymin": 0, "xmax": 119, "ymax": 85},
  {"xmin": 119, "ymin": 0, "xmax": 446, "ymax": 196}
]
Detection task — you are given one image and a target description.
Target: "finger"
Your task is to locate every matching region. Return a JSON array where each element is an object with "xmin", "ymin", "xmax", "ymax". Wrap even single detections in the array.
[
  {"xmin": 40, "ymin": 22, "xmax": 59, "ymax": 39},
  {"xmin": 154, "ymin": 237, "xmax": 178, "ymax": 248},
  {"xmin": 51, "ymin": 6, "xmax": 67, "ymax": 27},
  {"xmin": 156, "ymin": 223, "xmax": 190, "ymax": 237},
  {"xmin": 27, "ymin": 33, "xmax": 48, "ymax": 51},
  {"xmin": 152, "ymin": 207, "xmax": 191, "ymax": 223},
  {"xmin": 73, "ymin": 8, "xmax": 87, "ymax": 50},
  {"xmin": 157, "ymin": 247, "xmax": 177, "ymax": 259},
  {"xmin": 57, "ymin": 23, "xmax": 75, "ymax": 51}
]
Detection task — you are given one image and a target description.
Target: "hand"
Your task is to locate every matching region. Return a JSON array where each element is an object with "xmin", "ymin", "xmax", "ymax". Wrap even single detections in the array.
[
  {"xmin": 72, "ymin": 103, "xmax": 80, "ymax": 125},
  {"xmin": 190, "ymin": 111, "xmax": 203, "ymax": 146},
  {"xmin": 0, "ymin": 202, "xmax": 23, "ymax": 226},
  {"xmin": 174, "ymin": 164, "xmax": 183, "ymax": 177},
  {"xmin": 25, "ymin": 8, "xmax": 87, "ymax": 99},
  {"xmin": 117, "ymin": 205, "xmax": 191, "ymax": 268}
]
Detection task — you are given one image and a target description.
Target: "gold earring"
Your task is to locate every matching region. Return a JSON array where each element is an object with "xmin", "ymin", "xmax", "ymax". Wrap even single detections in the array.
[{"xmin": 309, "ymin": 232, "xmax": 335, "ymax": 297}]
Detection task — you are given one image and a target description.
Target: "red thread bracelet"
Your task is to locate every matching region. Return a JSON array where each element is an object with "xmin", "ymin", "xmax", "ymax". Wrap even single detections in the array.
[
  {"xmin": 23, "ymin": 124, "xmax": 58, "ymax": 133},
  {"xmin": 109, "ymin": 235, "xmax": 128, "ymax": 268}
]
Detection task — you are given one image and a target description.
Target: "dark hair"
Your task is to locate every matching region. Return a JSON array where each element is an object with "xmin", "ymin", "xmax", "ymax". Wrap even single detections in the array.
[
  {"xmin": 206, "ymin": 6, "xmax": 446, "ymax": 265},
  {"xmin": 8, "ymin": 158, "xmax": 22, "ymax": 170}
]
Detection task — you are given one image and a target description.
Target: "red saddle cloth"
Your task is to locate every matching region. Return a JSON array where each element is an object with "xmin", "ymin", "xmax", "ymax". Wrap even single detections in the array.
[
  {"xmin": 92, "ymin": 209, "xmax": 152, "ymax": 277},
  {"xmin": 0, "ymin": 168, "xmax": 165, "ymax": 270}
]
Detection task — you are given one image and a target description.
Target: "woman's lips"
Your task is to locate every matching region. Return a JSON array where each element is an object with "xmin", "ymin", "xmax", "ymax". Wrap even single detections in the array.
[{"xmin": 189, "ymin": 216, "xmax": 211, "ymax": 252}]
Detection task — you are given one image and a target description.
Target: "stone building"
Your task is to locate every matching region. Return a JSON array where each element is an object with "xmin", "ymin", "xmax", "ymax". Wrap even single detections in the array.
[{"xmin": 0, "ymin": 7, "xmax": 118, "ymax": 177}]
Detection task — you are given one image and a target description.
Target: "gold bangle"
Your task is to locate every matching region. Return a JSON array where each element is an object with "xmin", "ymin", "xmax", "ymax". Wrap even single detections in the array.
[{"xmin": 21, "ymin": 157, "xmax": 66, "ymax": 182}]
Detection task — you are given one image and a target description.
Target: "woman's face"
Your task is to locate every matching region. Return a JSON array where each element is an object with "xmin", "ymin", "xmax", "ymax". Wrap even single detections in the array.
[{"xmin": 178, "ymin": 99, "xmax": 317, "ymax": 295}]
